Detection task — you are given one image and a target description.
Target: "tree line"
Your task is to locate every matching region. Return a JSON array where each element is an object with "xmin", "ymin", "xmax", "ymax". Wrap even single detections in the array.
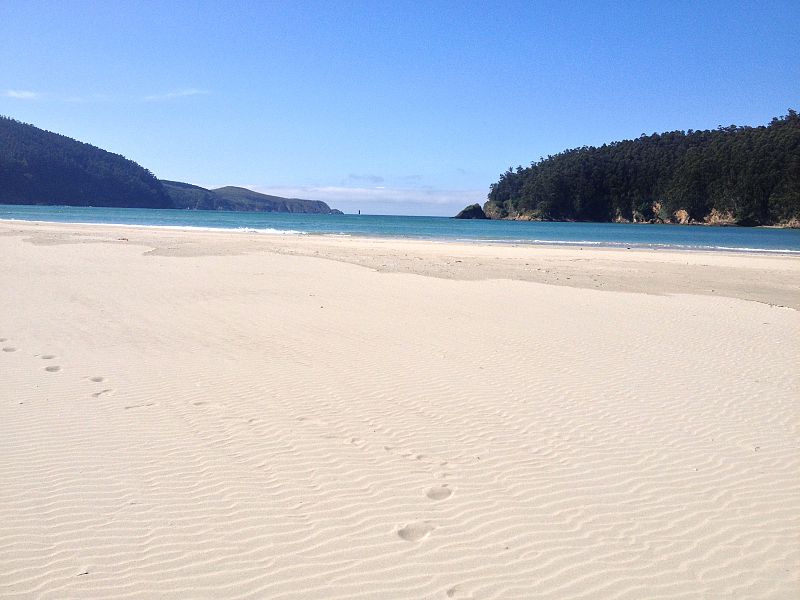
[
  {"xmin": 0, "ymin": 115, "xmax": 170, "ymax": 208},
  {"xmin": 0, "ymin": 116, "xmax": 338, "ymax": 213},
  {"xmin": 485, "ymin": 111, "xmax": 799, "ymax": 226}
]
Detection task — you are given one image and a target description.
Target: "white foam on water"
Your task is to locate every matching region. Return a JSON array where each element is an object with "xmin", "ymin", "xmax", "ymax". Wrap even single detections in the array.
[
  {"xmin": 1, "ymin": 218, "xmax": 308, "ymax": 236},
  {"xmin": 453, "ymin": 237, "xmax": 800, "ymax": 254}
]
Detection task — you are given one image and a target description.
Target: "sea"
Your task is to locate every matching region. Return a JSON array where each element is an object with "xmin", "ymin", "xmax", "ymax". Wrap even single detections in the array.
[{"xmin": 2, "ymin": 204, "xmax": 800, "ymax": 254}]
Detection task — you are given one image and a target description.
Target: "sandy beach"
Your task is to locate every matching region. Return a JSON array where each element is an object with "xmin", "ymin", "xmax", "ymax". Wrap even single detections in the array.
[{"xmin": 1, "ymin": 220, "xmax": 798, "ymax": 599}]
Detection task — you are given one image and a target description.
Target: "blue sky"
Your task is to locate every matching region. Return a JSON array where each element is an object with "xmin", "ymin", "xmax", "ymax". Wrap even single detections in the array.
[{"xmin": 1, "ymin": 1, "xmax": 797, "ymax": 215}]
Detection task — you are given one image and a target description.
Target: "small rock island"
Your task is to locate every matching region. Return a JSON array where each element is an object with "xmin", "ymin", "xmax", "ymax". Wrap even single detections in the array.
[{"xmin": 453, "ymin": 204, "xmax": 488, "ymax": 219}]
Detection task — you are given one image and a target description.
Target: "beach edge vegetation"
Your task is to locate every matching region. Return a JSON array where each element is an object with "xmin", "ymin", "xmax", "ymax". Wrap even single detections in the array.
[{"xmin": 483, "ymin": 111, "xmax": 799, "ymax": 227}]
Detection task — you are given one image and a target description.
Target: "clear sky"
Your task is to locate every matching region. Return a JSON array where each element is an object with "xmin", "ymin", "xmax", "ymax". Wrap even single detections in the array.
[{"xmin": 1, "ymin": 1, "xmax": 797, "ymax": 215}]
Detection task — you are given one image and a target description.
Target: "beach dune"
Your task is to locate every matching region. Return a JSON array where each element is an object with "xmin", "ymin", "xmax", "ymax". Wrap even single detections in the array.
[{"xmin": 1, "ymin": 221, "xmax": 798, "ymax": 599}]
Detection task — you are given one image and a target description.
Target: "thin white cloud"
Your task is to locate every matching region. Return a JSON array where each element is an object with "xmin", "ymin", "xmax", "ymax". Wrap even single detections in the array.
[
  {"xmin": 4, "ymin": 89, "xmax": 209, "ymax": 103},
  {"xmin": 4, "ymin": 90, "xmax": 42, "ymax": 100},
  {"xmin": 64, "ymin": 93, "xmax": 112, "ymax": 103},
  {"xmin": 348, "ymin": 173, "xmax": 385, "ymax": 184},
  {"xmin": 143, "ymin": 88, "xmax": 209, "ymax": 101}
]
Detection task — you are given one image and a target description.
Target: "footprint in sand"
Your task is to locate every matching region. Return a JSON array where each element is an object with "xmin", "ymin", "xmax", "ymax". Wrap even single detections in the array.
[
  {"xmin": 41, "ymin": 354, "xmax": 56, "ymax": 360},
  {"xmin": 86, "ymin": 376, "xmax": 112, "ymax": 397},
  {"xmin": 426, "ymin": 485, "xmax": 453, "ymax": 501},
  {"xmin": 125, "ymin": 403, "xmax": 156, "ymax": 410},
  {"xmin": 446, "ymin": 584, "xmax": 473, "ymax": 598},
  {"xmin": 397, "ymin": 521, "xmax": 434, "ymax": 542},
  {"xmin": 297, "ymin": 416, "xmax": 327, "ymax": 427},
  {"xmin": 2, "ymin": 346, "xmax": 17, "ymax": 352},
  {"xmin": 44, "ymin": 365, "xmax": 61, "ymax": 373}
]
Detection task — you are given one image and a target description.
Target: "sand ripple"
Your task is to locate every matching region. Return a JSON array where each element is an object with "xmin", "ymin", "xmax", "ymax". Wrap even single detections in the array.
[{"xmin": 1, "ymin": 227, "xmax": 798, "ymax": 599}]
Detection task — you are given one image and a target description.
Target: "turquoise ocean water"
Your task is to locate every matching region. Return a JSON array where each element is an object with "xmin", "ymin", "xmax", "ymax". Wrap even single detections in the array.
[{"xmin": 2, "ymin": 204, "xmax": 800, "ymax": 254}]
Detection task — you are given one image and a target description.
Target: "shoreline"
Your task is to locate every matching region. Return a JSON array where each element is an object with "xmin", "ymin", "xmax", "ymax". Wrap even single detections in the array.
[
  {"xmin": 2, "ymin": 217, "xmax": 799, "ymax": 256},
  {"xmin": 2, "ymin": 219, "xmax": 799, "ymax": 310},
  {"xmin": 488, "ymin": 215, "xmax": 800, "ymax": 229}
]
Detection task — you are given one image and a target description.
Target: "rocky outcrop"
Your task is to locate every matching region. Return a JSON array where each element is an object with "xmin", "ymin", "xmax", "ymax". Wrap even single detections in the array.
[
  {"xmin": 673, "ymin": 209, "xmax": 691, "ymax": 224},
  {"xmin": 704, "ymin": 209, "xmax": 736, "ymax": 226},
  {"xmin": 483, "ymin": 198, "xmax": 799, "ymax": 227},
  {"xmin": 781, "ymin": 217, "xmax": 800, "ymax": 228},
  {"xmin": 482, "ymin": 201, "xmax": 505, "ymax": 219},
  {"xmin": 454, "ymin": 204, "xmax": 488, "ymax": 219}
]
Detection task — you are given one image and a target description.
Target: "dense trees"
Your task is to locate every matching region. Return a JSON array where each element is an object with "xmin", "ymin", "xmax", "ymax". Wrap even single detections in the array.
[
  {"xmin": 0, "ymin": 116, "xmax": 340, "ymax": 214},
  {"xmin": 485, "ymin": 111, "xmax": 800, "ymax": 226},
  {"xmin": 0, "ymin": 115, "xmax": 170, "ymax": 208}
]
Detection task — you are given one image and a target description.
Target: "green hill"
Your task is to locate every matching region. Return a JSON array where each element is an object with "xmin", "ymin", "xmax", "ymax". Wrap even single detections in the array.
[
  {"xmin": 0, "ymin": 115, "xmax": 341, "ymax": 214},
  {"xmin": 161, "ymin": 182, "xmax": 339, "ymax": 213},
  {"xmin": 212, "ymin": 186, "xmax": 336, "ymax": 213},
  {"xmin": 160, "ymin": 180, "xmax": 221, "ymax": 210},
  {"xmin": 0, "ymin": 115, "xmax": 170, "ymax": 208},
  {"xmin": 483, "ymin": 111, "xmax": 800, "ymax": 226}
]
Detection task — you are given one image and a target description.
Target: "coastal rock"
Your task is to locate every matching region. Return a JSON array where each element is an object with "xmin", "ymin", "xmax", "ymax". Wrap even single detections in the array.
[
  {"xmin": 454, "ymin": 204, "xmax": 488, "ymax": 219},
  {"xmin": 482, "ymin": 201, "xmax": 505, "ymax": 219},
  {"xmin": 673, "ymin": 209, "xmax": 691, "ymax": 224},
  {"xmin": 651, "ymin": 202, "xmax": 668, "ymax": 224},
  {"xmin": 704, "ymin": 209, "xmax": 736, "ymax": 226},
  {"xmin": 783, "ymin": 217, "xmax": 800, "ymax": 228},
  {"xmin": 613, "ymin": 209, "xmax": 630, "ymax": 223}
]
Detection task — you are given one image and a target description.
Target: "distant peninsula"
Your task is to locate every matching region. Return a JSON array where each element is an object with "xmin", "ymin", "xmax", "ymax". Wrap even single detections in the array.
[
  {"xmin": 0, "ymin": 115, "xmax": 341, "ymax": 214},
  {"xmin": 160, "ymin": 181, "xmax": 341, "ymax": 214},
  {"xmin": 461, "ymin": 111, "xmax": 799, "ymax": 227}
]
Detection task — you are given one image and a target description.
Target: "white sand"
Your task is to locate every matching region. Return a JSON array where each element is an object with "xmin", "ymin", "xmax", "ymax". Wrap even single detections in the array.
[{"xmin": 1, "ymin": 221, "xmax": 798, "ymax": 599}]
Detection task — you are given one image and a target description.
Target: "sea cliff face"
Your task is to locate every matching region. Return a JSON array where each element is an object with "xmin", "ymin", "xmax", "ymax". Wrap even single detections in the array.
[{"xmin": 480, "ymin": 201, "xmax": 799, "ymax": 227}]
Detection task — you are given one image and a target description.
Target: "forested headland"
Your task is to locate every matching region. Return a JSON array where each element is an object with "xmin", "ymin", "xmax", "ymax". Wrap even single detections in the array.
[
  {"xmin": 0, "ymin": 115, "xmax": 170, "ymax": 208},
  {"xmin": 0, "ymin": 116, "xmax": 339, "ymax": 214},
  {"xmin": 483, "ymin": 111, "xmax": 799, "ymax": 226}
]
